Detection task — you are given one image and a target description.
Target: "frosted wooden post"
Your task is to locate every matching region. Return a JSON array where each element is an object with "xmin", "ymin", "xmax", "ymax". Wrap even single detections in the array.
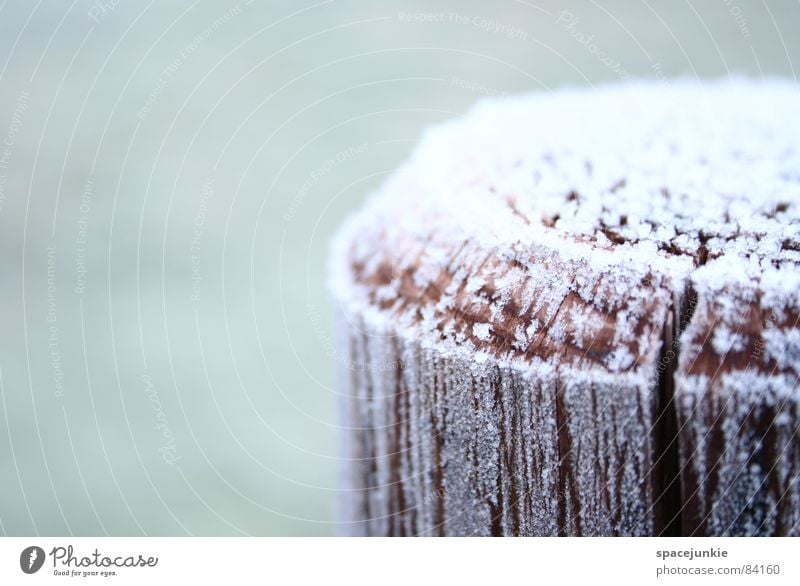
[{"xmin": 330, "ymin": 81, "xmax": 800, "ymax": 536}]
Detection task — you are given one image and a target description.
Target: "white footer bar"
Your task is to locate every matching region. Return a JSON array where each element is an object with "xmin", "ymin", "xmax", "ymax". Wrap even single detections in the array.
[{"xmin": 1, "ymin": 537, "xmax": 798, "ymax": 585}]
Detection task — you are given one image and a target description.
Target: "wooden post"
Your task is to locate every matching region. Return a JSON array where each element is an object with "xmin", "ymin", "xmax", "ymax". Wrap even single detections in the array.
[{"xmin": 330, "ymin": 81, "xmax": 800, "ymax": 536}]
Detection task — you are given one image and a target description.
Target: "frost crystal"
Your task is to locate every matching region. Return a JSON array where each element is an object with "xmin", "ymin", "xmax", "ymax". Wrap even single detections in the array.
[{"xmin": 472, "ymin": 323, "xmax": 491, "ymax": 341}]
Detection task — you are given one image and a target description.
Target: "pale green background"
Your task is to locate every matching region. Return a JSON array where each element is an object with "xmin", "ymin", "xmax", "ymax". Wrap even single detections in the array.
[{"xmin": 0, "ymin": 0, "xmax": 797, "ymax": 535}]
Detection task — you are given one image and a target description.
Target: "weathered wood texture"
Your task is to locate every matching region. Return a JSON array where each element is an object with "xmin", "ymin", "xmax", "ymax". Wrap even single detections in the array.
[{"xmin": 341, "ymin": 322, "xmax": 664, "ymax": 536}]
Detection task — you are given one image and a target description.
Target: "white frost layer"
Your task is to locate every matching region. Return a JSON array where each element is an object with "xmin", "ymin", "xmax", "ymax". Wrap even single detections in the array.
[{"xmin": 405, "ymin": 79, "xmax": 800, "ymax": 272}]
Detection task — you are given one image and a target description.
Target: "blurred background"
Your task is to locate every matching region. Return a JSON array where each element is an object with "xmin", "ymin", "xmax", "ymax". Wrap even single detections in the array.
[{"xmin": 0, "ymin": 0, "xmax": 797, "ymax": 536}]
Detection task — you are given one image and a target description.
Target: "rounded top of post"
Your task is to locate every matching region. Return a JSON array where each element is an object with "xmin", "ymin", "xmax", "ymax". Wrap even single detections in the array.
[{"xmin": 331, "ymin": 80, "xmax": 800, "ymax": 374}]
